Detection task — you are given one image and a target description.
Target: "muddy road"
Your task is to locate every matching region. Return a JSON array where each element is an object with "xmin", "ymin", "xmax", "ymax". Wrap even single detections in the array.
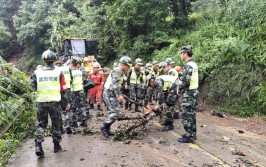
[{"xmin": 7, "ymin": 103, "xmax": 266, "ymax": 167}]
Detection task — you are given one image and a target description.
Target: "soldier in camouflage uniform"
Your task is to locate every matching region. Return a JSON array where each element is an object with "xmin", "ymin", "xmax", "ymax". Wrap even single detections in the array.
[
  {"xmin": 68, "ymin": 58, "xmax": 89, "ymax": 133},
  {"xmin": 154, "ymin": 62, "xmax": 180, "ymax": 131},
  {"xmin": 30, "ymin": 50, "xmax": 70, "ymax": 156},
  {"xmin": 54, "ymin": 60, "xmax": 73, "ymax": 134},
  {"xmin": 177, "ymin": 46, "xmax": 199, "ymax": 143},
  {"xmin": 165, "ymin": 57, "xmax": 179, "ymax": 78},
  {"xmin": 76, "ymin": 58, "xmax": 91, "ymax": 119},
  {"xmin": 101, "ymin": 56, "xmax": 132, "ymax": 138},
  {"xmin": 126, "ymin": 58, "xmax": 145, "ymax": 112},
  {"xmin": 144, "ymin": 63, "xmax": 155, "ymax": 106}
]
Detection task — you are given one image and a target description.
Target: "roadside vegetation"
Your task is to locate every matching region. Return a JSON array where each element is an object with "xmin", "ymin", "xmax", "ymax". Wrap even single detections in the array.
[{"xmin": 0, "ymin": 57, "xmax": 36, "ymax": 166}]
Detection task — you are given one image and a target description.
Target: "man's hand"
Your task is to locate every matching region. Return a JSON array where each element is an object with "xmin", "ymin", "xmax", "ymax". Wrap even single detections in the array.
[
  {"xmin": 117, "ymin": 95, "xmax": 124, "ymax": 103},
  {"xmin": 153, "ymin": 105, "xmax": 159, "ymax": 111},
  {"xmin": 66, "ymin": 104, "xmax": 71, "ymax": 111}
]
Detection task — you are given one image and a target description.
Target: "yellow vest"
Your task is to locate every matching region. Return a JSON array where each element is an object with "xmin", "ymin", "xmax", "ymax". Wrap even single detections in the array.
[
  {"xmin": 104, "ymin": 68, "xmax": 124, "ymax": 90},
  {"xmin": 57, "ymin": 66, "xmax": 71, "ymax": 89},
  {"xmin": 168, "ymin": 68, "xmax": 179, "ymax": 78},
  {"xmin": 35, "ymin": 69, "xmax": 61, "ymax": 102},
  {"xmin": 130, "ymin": 68, "xmax": 143, "ymax": 85},
  {"xmin": 71, "ymin": 69, "xmax": 83, "ymax": 92},
  {"xmin": 187, "ymin": 61, "xmax": 199, "ymax": 90},
  {"xmin": 157, "ymin": 75, "xmax": 177, "ymax": 91}
]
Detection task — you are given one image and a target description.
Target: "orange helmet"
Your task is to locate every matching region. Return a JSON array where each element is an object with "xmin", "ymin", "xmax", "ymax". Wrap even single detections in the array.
[{"xmin": 175, "ymin": 66, "xmax": 182, "ymax": 73}]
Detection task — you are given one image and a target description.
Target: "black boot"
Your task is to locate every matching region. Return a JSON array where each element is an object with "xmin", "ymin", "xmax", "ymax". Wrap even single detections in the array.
[
  {"xmin": 60, "ymin": 126, "xmax": 65, "ymax": 134},
  {"xmin": 106, "ymin": 124, "xmax": 114, "ymax": 136},
  {"xmin": 135, "ymin": 104, "xmax": 141, "ymax": 113},
  {"xmin": 54, "ymin": 142, "xmax": 62, "ymax": 153},
  {"xmin": 35, "ymin": 139, "xmax": 44, "ymax": 156},
  {"xmin": 97, "ymin": 105, "xmax": 103, "ymax": 111},
  {"xmin": 90, "ymin": 104, "xmax": 94, "ymax": 109},
  {"xmin": 125, "ymin": 102, "xmax": 129, "ymax": 110},
  {"xmin": 80, "ymin": 120, "xmax": 88, "ymax": 127},
  {"xmin": 173, "ymin": 112, "xmax": 180, "ymax": 119},
  {"xmin": 101, "ymin": 123, "xmax": 111, "ymax": 138},
  {"xmin": 161, "ymin": 122, "xmax": 174, "ymax": 131},
  {"xmin": 128, "ymin": 103, "xmax": 132, "ymax": 111},
  {"xmin": 66, "ymin": 127, "xmax": 72, "ymax": 134}
]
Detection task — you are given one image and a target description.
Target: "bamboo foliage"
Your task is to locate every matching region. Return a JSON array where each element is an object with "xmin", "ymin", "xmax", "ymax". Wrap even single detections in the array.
[{"xmin": 0, "ymin": 56, "xmax": 33, "ymax": 125}]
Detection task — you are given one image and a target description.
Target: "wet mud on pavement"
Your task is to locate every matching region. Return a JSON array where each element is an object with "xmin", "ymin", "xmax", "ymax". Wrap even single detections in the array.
[{"xmin": 7, "ymin": 104, "xmax": 266, "ymax": 167}]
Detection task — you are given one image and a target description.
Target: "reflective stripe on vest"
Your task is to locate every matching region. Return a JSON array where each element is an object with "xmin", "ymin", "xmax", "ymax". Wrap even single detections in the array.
[
  {"xmin": 168, "ymin": 68, "xmax": 179, "ymax": 78},
  {"xmin": 71, "ymin": 69, "xmax": 83, "ymax": 91},
  {"xmin": 130, "ymin": 68, "xmax": 142, "ymax": 85},
  {"xmin": 157, "ymin": 75, "xmax": 176, "ymax": 91},
  {"xmin": 58, "ymin": 66, "xmax": 71, "ymax": 89},
  {"xmin": 35, "ymin": 69, "xmax": 61, "ymax": 102},
  {"xmin": 187, "ymin": 61, "xmax": 199, "ymax": 90}
]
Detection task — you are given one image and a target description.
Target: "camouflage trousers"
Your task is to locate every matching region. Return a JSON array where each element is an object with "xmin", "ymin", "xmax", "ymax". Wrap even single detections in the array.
[
  {"xmin": 129, "ymin": 85, "xmax": 145, "ymax": 101},
  {"xmin": 36, "ymin": 102, "xmax": 62, "ymax": 143},
  {"xmin": 144, "ymin": 86, "xmax": 154, "ymax": 105},
  {"xmin": 103, "ymin": 89, "xmax": 123, "ymax": 124},
  {"xmin": 160, "ymin": 105, "xmax": 175, "ymax": 125},
  {"xmin": 181, "ymin": 90, "xmax": 199, "ymax": 140},
  {"xmin": 69, "ymin": 91, "xmax": 88, "ymax": 125}
]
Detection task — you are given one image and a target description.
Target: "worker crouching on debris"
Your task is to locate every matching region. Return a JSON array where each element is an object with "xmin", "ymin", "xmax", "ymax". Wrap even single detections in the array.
[
  {"xmin": 88, "ymin": 62, "xmax": 104, "ymax": 111},
  {"xmin": 154, "ymin": 62, "xmax": 180, "ymax": 131},
  {"xmin": 30, "ymin": 50, "xmax": 70, "ymax": 156},
  {"xmin": 101, "ymin": 56, "xmax": 132, "ymax": 138}
]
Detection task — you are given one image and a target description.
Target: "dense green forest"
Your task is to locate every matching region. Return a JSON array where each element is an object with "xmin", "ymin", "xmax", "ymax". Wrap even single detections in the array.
[{"xmin": 0, "ymin": 0, "xmax": 265, "ymax": 115}]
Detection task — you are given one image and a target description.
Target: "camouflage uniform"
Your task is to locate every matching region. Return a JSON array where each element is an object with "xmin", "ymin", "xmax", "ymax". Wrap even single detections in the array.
[
  {"xmin": 144, "ymin": 72, "xmax": 156, "ymax": 106},
  {"xmin": 69, "ymin": 67, "xmax": 88, "ymax": 127},
  {"xmin": 69, "ymin": 91, "xmax": 88, "ymax": 125},
  {"xmin": 30, "ymin": 66, "xmax": 68, "ymax": 143},
  {"xmin": 168, "ymin": 67, "xmax": 181, "ymax": 119},
  {"xmin": 79, "ymin": 66, "xmax": 91, "ymax": 116},
  {"xmin": 121, "ymin": 74, "xmax": 130, "ymax": 110},
  {"xmin": 127, "ymin": 67, "xmax": 145, "ymax": 111},
  {"xmin": 103, "ymin": 67, "xmax": 125, "ymax": 124},
  {"xmin": 179, "ymin": 59, "xmax": 199, "ymax": 140},
  {"xmin": 155, "ymin": 75, "xmax": 179, "ymax": 128}
]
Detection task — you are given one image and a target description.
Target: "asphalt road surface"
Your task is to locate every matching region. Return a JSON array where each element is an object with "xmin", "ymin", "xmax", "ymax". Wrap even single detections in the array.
[{"xmin": 7, "ymin": 104, "xmax": 266, "ymax": 167}]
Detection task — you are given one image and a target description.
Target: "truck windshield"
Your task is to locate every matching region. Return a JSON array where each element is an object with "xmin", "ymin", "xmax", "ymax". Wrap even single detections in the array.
[{"xmin": 71, "ymin": 40, "xmax": 86, "ymax": 56}]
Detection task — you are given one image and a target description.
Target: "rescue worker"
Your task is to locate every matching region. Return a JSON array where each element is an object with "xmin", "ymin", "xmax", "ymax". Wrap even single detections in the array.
[
  {"xmin": 144, "ymin": 63, "xmax": 155, "ymax": 106},
  {"xmin": 165, "ymin": 58, "xmax": 180, "ymax": 119},
  {"xmin": 88, "ymin": 62, "xmax": 104, "ymax": 111},
  {"xmin": 177, "ymin": 45, "xmax": 199, "ymax": 143},
  {"xmin": 30, "ymin": 50, "xmax": 70, "ymax": 156},
  {"xmin": 152, "ymin": 60, "xmax": 160, "ymax": 77},
  {"xmin": 76, "ymin": 58, "xmax": 91, "ymax": 119},
  {"xmin": 144, "ymin": 73, "xmax": 156, "ymax": 107},
  {"xmin": 54, "ymin": 60, "xmax": 73, "ymax": 134},
  {"xmin": 126, "ymin": 58, "xmax": 145, "ymax": 112},
  {"xmin": 68, "ymin": 58, "xmax": 89, "ymax": 131},
  {"xmin": 83, "ymin": 57, "xmax": 93, "ymax": 73},
  {"xmin": 166, "ymin": 57, "xmax": 179, "ymax": 78},
  {"xmin": 155, "ymin": 62, "xmax": 179, "ymax": 131},
  {"xmin": 101, "ymin": 56, "xmax": 132, "ymax": 138}
]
